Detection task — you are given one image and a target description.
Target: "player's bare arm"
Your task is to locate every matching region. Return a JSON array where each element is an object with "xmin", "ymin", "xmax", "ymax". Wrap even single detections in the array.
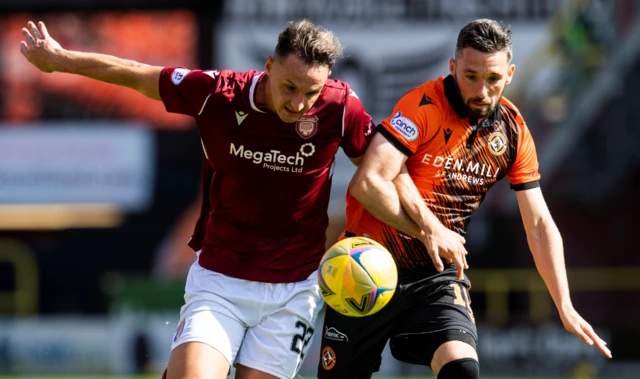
[
  {"xmin": 393, "ymin": 166, "xmax": 469, "ymax": 275},
  {"xmin": 350, "ymin": 134, "xmax": 420, "ymax": 235},
  {"xmin": 351, "ymin": 133, "xmax": 468, "ymax": 279},
  {"xmin": 20, "ymin": 21, "xmax": 162, "ymax": 100},
  {"xmin": 516, "ymin": 187, "xmax": 612, "ymax": 358}
]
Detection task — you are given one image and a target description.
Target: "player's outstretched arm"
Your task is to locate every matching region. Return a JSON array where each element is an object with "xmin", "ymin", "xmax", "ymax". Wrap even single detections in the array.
[
  {"xmin": 516, "ymin": 187, "xmax": 612, "ymax": 358},
  {"xmin": 20, "ymin": 21, "xmax": 162, "ymax": 100}
]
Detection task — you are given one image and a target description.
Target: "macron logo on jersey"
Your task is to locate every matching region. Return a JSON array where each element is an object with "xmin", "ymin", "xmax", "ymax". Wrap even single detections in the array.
[
  {"xmin": 235, "ymin": 111, "xmax": 249, "ymax": 125},
  {"xmin": 172, "ymin": 68, "xmax": 190, "ymax": 85},
  {"xmin": 204, "ymin": 70, "xmax": 219, "ymax": 79},
  {"xmin": 390, "ymin": 111, "xmax": 419, "ymax": 141}
]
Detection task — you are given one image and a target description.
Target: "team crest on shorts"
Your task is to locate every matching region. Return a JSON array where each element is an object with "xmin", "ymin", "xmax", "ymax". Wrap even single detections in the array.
[
  {"xmin": 173, "ymin": 318, "xmax": 186, "ymax": 342},
  {"xmin": 487, "ymin": 132, "xmax": 507, "ymax": 156},
  {"xmin": 296, "ymin": 116, "xmax": 318, "ymax": 139},
  {"xmin": 321, "ymin": 346, "xmax": 336, "ymax": 370}
]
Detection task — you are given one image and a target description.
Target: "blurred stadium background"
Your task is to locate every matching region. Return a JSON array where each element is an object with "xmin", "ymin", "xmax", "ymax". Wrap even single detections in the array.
[{"xmin": 0, "ymin": 0, "xmax": 639, "ymax": 378}]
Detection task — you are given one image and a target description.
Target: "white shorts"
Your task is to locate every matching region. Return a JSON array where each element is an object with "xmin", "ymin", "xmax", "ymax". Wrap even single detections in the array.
[{"xmin": 171, "ymin": 258, "xmax": 324, "ymax": 379}]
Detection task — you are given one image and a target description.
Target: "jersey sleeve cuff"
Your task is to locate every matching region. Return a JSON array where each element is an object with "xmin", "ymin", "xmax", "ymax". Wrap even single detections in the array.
[
  {"xmin": 510, "ymin": 181, "xmax": 540, "ymax": 191},
  {"xmin": 377, "ymin": 124, "xmax": 413, "ymax": 157}
]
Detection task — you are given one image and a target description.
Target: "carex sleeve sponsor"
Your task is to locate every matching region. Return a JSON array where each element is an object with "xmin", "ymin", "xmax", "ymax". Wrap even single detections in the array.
[
  {"xmin": 378, "ymin": 87, "xmax": 441, "ymax": 156},
  {"xmin": 159, "ymin": 67, "xmax": 220, "ymax": 117}
]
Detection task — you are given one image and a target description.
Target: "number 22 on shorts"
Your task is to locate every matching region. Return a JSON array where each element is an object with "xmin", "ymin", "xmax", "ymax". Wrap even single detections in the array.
[{"xmin": 290, "ymin": 320, "xmax": 314, "ymax": 359}]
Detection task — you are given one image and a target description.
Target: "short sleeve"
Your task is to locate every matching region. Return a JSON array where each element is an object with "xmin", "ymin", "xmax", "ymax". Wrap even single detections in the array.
[
  {"xmin": 340, "ymin": 89, "xmax": 376, "ymax": 158},
  {"xmin": 159, "ymin": 67, "xmax": 220, "ymax": 117},
  {"xmin": 508, "ymin": 120, "xmax": 542, "ymax": 190},
  {"xmin": 378, "ymin": 88, "xmax": 441, "ymax": 156}
]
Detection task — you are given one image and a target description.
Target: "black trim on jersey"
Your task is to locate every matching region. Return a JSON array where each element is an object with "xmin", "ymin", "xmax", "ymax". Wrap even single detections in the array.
[
  {"xmin": 510, "ymin": 181, "xmax": 540, "ymax": 191},
  {"xmin": 444, "ymin": 75, "xmax": 468, "ymax": 120},
  {"xmin": 466, "ymin": 122, "xmax": 479, "ymax": 150},
  {"xmin": 377, "ymin": 124, "xmax": 413, "ymax": 157}
]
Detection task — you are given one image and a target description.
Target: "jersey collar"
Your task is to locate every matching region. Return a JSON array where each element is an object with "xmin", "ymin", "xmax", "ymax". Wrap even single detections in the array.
[{"xmin": 249, "ymin": 72, "xmax": 268, "ymax": 114}]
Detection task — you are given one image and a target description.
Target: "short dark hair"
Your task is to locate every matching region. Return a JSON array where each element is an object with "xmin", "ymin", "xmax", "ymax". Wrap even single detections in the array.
[
  {"xmin": 456, "ymin": 19, "xmax": 512, "ymax": 61},
  {"xmin": 274, "ymin": 19, "xmax": 344, "ymax": 68}
]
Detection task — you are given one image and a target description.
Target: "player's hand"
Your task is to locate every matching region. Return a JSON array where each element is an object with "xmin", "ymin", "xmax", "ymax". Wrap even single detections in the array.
[
  {"xmin": 20, "ymin": 21, "xmax": 63, "ymax": 73},
  {"xmin": 560, "ymin": 307, "xmax": 612, "ymax": 358},
  {"xmin": 422, "ymin": 223, "xmax": 468, "ymax": 280}
]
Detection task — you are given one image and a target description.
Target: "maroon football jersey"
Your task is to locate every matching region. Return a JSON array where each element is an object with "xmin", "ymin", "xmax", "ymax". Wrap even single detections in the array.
[{"xmin": 159, "ymin": 67, "xmax": 374, "ymax": 283}]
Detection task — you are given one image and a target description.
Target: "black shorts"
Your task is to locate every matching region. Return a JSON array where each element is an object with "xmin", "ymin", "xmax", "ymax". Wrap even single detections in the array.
[{"xmin": 317, "ymin": 265, "xmax": 477, "ymax": 379}]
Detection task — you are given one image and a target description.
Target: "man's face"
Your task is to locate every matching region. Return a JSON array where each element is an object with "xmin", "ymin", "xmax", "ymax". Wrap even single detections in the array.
[
  {"xmin": 265, "ymin": 54, "xmax": 330, "ymax": 123},
  {"xmin": 449, "ymin": 47, "xmax": 515, "ymax": 121}
]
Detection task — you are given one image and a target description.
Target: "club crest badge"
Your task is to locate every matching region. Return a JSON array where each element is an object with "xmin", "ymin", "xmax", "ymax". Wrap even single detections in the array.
[
  {"xmin": 321, "ymin": 346, "xmax": 336, "ymax": 370},
  {"xmin": 296, "ymin": 116, "xmax": 318, "ymax": 139},
  {"xmin": 487, "ymin": 132, "xmax": 507, "ymax": 156}
]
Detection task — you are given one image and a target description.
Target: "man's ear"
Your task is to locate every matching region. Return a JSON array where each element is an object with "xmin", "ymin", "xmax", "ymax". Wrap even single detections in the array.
[
  {"xmin": 506, "ymin": 63, "xmax": 516, "ymax": 84},
  {"xmin": 265, "ymin": 56, "xmax": 274, "ymax": 75}
]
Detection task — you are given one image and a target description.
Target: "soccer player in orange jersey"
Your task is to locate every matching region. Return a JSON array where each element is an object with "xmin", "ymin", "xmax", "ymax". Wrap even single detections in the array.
[{"xmin": 318, "ymin": 19, "xmax": 611, "ymax": 379}]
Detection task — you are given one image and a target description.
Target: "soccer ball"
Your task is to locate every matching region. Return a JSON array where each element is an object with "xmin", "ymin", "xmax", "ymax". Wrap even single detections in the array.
[{"xmin": 318, "ymin": 236, "xmax": 398, "ymax": 317}]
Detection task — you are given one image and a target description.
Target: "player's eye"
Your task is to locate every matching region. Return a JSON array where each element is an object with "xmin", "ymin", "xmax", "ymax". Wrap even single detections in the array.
[
  {"xmin": 488, "ymin": 77, "xmax": 500, "ymax": 84},
  {"xmin": 285, "ymin": 85, "xmax": 295, "ymax": 92},
  {"xmin": 465, "ymin": 75, "xmax": 476, "ymax": 81}
]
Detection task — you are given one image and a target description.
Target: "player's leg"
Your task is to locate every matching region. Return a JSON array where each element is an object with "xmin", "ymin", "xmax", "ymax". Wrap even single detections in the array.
[
  {"xmin": 317, "ymin": 283, "xmax": 406, "ymax": 379},
  {"xmin": 389, "ymin": 270, "xmax": 479, "ymax": 379},
  {"xmin": 165, "ymin": 259, "xmax": 248, "ymax": 379},
  {"xmin": 167, "ymin": 342, "xmax": 231, "ymax": 379},
  {"xmin": 431, "ymin": 341, "xmax": 479, "ymax": 378},
  {"xmin": 235, "ymin": 273, "xmax": 323, "ymax": 379},
  {"xmin": 317, "ymin": 307, "xmax": 392, "ymax": 379},
  {"xmin": 235, "ymin": 364, "xmax": 279, "ymax": 379},
  {"xmin": 429, "ymin": 279, "xmax": 479, "ymax": 378}
]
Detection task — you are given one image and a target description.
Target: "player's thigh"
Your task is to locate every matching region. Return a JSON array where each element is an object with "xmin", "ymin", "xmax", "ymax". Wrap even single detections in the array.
[
  {"xmin": 389, "ymin": 278, "xmax": 477, "ymax": 368},
  {"xmin": 167, "ymin": 341, "xmax": 230, "ymax": 379},
  {"xmin": 235, "ymin": 364, "xmax": 280, "ymax": 379},
  {"xmin": 170, "ymin": 260, "xmax": 248, "ymax": 370},
  {"xmin": 317, "ymin": 298, "xmax": 402, "ymax": 379},
  {"xmin": 236, "ymin": 275, "xmax": 323, "ymax": 379}
]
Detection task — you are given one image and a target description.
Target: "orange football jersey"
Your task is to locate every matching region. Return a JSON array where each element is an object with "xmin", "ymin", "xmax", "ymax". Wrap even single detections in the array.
[{"xmin": 345, "ymin": 75, "xmax": 541, "ymax": 269}]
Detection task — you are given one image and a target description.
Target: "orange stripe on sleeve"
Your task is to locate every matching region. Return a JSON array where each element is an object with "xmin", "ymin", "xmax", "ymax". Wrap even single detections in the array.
[{"xmin": 507, "ymin": 120, "xmax": 541, "ymax": 187}]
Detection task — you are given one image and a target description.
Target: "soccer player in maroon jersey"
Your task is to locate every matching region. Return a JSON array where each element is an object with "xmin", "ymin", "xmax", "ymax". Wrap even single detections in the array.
[{"xmin": 20, "ymin": 19, "xmax": 375, "ymax": 379}]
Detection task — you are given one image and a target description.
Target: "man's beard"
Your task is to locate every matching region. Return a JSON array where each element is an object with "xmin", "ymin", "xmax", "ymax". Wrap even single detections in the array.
[
  {"xmin": 453, "ymin": 74, "xmax": 504, "ymax": 121},
  {"xmin": 465, "ymin": 97, "xmax": 496, "ymax": 121}
]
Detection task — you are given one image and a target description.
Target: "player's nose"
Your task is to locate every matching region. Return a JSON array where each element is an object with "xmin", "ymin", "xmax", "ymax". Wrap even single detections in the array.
[
  {"xmin": 475, "ymin": 82, "xmax": 489, "ymax": 98},
  {"xmin": 290, "ymin": 94, "xmax": 305, "ymax": 112}
]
